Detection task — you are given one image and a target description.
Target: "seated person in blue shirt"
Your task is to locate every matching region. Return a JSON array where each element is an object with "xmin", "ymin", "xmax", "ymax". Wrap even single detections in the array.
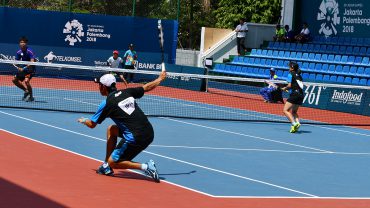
[
  {"xmin": 260, "ymin": 68, "xmax": 281, "ymax": 103},
  {"xmin": 284, "ymin": 25, "xmax": 294, "ymax": 42}
]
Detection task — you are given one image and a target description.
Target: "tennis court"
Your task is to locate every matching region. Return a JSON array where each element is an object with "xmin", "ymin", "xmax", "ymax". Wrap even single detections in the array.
[{"xmin": 1, "ymin": 73, "xmax": 370, "ymax": 208}]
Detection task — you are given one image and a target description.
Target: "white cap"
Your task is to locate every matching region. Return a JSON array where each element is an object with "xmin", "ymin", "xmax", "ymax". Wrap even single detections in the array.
[{"xmin": 98, "ymin": 74, "xmax": 116, "ymax": 87}]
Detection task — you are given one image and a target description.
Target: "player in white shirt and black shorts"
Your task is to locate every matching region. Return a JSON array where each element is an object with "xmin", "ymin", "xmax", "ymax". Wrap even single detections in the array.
[
  {"xmin": 107, "ymin": 50, "xmax": 127, "ymax": 86},
  {"xmin": 295, "ymin": 22, "xmax": 310, "ymax": 43},
  {"xmin": 235, "ymin": 18, "xmax": 248, "ymax": 55}
]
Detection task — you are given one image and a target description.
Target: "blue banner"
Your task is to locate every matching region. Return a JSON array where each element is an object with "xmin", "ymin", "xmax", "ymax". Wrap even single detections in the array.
[
  {"xmin": 303, "ymin": 83, "xmax": 369, "ymax": 116},
  {"xmin": 302, "ymin": 85, "xmax": 331, "ymax": 110},
  {"xmin": 0, "ymin": 7, "xmax": 178, "ymax": 64},
  {"xmin": 296, "ymin": 0, "xmax": 370, "ymax": 38},
  {"xmin": 362, "ymin": 92, "xmax": 370, "ymax": 116},
  {"xmin": 135, "ymin": 64, "xmax": 205, "ymax": 91}
]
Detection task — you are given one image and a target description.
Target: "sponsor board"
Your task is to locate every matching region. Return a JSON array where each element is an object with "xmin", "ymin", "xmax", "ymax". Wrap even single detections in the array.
[
  {"xmin": 361, "ymin": 92, "xmax": 370, "ymax": 116},
  {"xmin": 0, "ymin": 43, "xmax": 205, "ymax": 91},
  {"xmin": 303, "ymin": 83, "xmax": 369, "ymax": 116},
  {"xmin": 327, "ymin": 88, "xmax": 366, "ymax": 114},
  {"xmin": 0, "ymin": 7, "xmax": 178, "ymax": 64},
  {"xmin": 298, "ymin": 0, "xmax": 370, "ymax": 37},
  {"xmin": 302, "ymin": 85, "xmax": 331, "ymax": 109}
]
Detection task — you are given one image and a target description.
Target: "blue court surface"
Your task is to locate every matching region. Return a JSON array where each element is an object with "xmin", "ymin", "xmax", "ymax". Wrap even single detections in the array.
[{"xmin": 1, "ymin": 106, "xmax": 370, "ymax": 199}]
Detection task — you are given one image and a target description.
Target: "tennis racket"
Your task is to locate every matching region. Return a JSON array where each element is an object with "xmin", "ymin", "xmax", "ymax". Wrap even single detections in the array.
[
  {"xmin": 157, "ymin": 19, "xmax": 166, "ymax": 72},
  {"xmin": 0, "ymin": 53, "xmax": 19, "ymax": 69}
]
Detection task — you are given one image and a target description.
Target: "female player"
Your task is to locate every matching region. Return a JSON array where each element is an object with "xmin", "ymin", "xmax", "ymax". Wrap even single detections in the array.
[{"xmin": 281, "ymin": 62, "xmax": 304, "ymax": 133}]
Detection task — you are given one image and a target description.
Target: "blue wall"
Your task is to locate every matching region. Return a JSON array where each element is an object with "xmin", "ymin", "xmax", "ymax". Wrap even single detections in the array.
[
  {"xmin": 0, "ymin": 7, "xmax": 178, "ymax": 64},
  {"xmin": 296, "ymin": 0, "xmax": 370, "ymax": 38},
  {"xmin": 303, "ymin": 84, "xmax": 369, "ymax": 116}
]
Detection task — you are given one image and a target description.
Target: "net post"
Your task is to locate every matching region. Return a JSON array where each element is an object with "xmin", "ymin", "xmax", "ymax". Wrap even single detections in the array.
[
  {"xmin": 204, "ymin": 67, "xmax": 209, "ymax": 92},
  {"xmin": 204, "ymin": 57, "xmax": 213, "ymax": 93}
]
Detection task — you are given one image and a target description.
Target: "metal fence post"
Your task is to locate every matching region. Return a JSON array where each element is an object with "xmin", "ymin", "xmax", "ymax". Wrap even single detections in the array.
[
  {"xmin": 68, "ymin": 0, "xmax": 73, "ymax": 12},
  {"xmin": 132, "ymin": 0, "xmax": 136, "ymax": 16},
  {"xmin": 177, "ymin": 0, "xmax": 180, "ymax": 21}
]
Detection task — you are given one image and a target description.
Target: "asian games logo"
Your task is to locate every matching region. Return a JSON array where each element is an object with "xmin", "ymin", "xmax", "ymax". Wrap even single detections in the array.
[
  {"xmin": 317, "ymin": 0, "xmax": 340, "ymax": 37},
  {"xmin": 63, "ymin": 19, "xmax": 85, "ymax": 46}
]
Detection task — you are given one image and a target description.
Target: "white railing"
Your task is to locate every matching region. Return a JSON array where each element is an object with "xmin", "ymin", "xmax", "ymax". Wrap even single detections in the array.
[{"xmin": 198, "ymin": 28, "xmax": 237, "ymax": 67}]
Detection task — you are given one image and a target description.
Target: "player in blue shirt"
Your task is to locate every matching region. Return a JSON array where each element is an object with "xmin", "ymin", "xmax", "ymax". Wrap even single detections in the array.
[
  {"xmin": 281, "ymin": 62, "xmax": 304, "ymax": 133},
  {"xmin": 260, "ymin": 68, "xmax": 279, "ymax": 103},
  {"xmin": 12, "ymin": 36, "xmax": 36, "ymax": 102},
  {"xmin": 123, "ymin": 44, "xmax": 138, "ymax": 83}
]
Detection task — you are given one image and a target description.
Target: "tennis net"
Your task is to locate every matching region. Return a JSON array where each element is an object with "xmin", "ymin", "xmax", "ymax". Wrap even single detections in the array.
[{"xmin": 0, "ymin": 59, "xmax": 369, "ymax": 126}]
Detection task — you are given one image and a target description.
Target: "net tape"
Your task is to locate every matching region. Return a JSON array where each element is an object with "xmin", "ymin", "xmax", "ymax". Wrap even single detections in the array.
[{"xmin": 0, "ymin": 59, "xmax": 369, "ymax": 126}]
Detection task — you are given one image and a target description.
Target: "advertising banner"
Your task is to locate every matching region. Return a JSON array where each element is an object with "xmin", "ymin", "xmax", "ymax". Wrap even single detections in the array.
[
  {"xmin": 361, "ymin": 92, "xmax": 370, "ymax": 116},
  {"xmin": 302, "ymin": 85, "xmax": 331, "ymax": 110},
  {"xmin": 326, "ymin": 88, "xmax": 367, "ymax": 114},
  {"xmin": 296, "ymin": 0, "xmax": 370, "ymax": 38},
  {"xmin": 0, "ymin": 7, "xmax": 178, "ymax": 63},
  {"xmin": 303, "ymin": 83, "xmax": 369, "ymax": 116}
]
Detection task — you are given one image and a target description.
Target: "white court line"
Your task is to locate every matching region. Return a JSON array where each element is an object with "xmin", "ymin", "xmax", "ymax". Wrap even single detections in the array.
[
  {"xmin": 144, "ymin": 96, "xmax": 264, "ymax": 118},
  {"xmin": 0, "ymin": 111, "xmax": 317, "ymax": 197},
  {"xmin": 0, "ymin": 109, "xmax": 332, "ymax": 153},
  {"xmin": 0, "ymin": 93, "xmax": 101, "ymax": 103},
  {"xmin": 144, "ymin": 151, "xmax": 317, "ymax": 197},
  {"xmin": 2, "ymin": 111, "xmax": 370, "ymax": 198},
  {"xmin": 62, "ymin": 99, "xmax": 342, "ymax": 153},
  {"xmin": 306, "ymin": 124, "xmax": 370, "ymax": 137},
  {"xmin": 143, "ymin": 95, "xmax": 370, "ymax": 137},
  {"xmin": 64, "ymin": 98, "xmax": 100, "ymax": 106},
  {"xmin": 0, "ymin": 128, "xmax": 213, "ymax": 198},
  {"xmin": 2, "ymin": 131, "xmax": 370, "ymax": 201},
  {"xmin": 161, "ymin": 117, "xmax": 332, "ymax": 153},
  {"xmin": 150, "ymin": 145, "xmax": 370, "ymax": 156},
  {"xmin": 1, "ymin": 90, "xmax": 369, "ymax": 136}
]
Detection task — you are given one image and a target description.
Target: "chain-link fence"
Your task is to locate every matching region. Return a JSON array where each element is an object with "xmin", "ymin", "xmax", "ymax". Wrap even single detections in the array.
[
  {"xmin": 1, "ymin": 0, "xmax": 213, "ymax": 49},
  {"xmin": 1, "ymin": 0, "xmax": 180, "ymax": 18}
]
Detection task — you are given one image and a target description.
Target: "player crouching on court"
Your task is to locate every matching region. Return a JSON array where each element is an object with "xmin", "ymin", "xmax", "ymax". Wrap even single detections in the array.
[
  {"xmin": 260, "ymin": 68, "xmax": 281, "ymax": 103},
  {"xmin": 12, "ymin": 36, "xmax": 36, "ymax": 102},
  {"xmin": 78, "ymin": 71, "xmax": 166, "ymax": 183},
  {"xmin": 281, "ymin": 62, "xmax": 304, "ymax": 133}
]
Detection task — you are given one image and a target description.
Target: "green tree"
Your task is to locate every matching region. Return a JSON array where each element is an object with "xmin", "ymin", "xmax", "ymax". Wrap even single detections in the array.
[
  {"xmin": 3, "ymin": 0, "xmax": 283, "ymax": 50},
  {"xmin": 148, "ymin": 0, "xmax": 216, "ymax": 49},
  {"xmin": 214, "ymin": 0, "xmax": 282, "ymax": 29}
]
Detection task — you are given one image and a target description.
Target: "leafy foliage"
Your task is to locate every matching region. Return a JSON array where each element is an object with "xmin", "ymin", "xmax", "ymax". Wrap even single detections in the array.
[
  {"xmin": 214, "ymin": 0, "xmax": 282, "ymax": 29},
  {"xmin": 2, "ymin": 0, "xmax": 282, "ymax": 49}
]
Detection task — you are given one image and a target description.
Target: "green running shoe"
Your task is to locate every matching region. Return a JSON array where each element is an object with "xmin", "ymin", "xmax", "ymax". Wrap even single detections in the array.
[
  {"xmin": 294, "ymin": 123, "xmax": 301, "ymax": 132},
  {"xmin": 289, "ymin": 125, "xmax": 296, "ymax": 133}
]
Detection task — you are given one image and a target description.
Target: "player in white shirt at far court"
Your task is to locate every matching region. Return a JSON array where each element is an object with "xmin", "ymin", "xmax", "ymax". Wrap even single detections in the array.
[
  {"xmin": 295, "ymin": 22, "xmax": 310, "ymax": 43},
  {"xmin": 107, "ymin": 50, "xmax": 127, "ymax": 86},
  {"xmin": 235, "ymin": 18, "xmax": 248, "ymax": 55}
]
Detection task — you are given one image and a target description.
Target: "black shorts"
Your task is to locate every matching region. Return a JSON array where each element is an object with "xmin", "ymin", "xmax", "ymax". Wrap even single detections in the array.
[
  {"xmin": 287, "ymin": 92, "xmax": 304, "ymax": 105},
  {"xmin": 110, "ymin": 130, "xmax": 154, "ymax": 162},
  {"xmin": 124, "ymin": 65, "xmax": 135, "ymax": 69},
  {"xmin": 15, "ymin": 71, "xmax": 34, "ymax": 82}
]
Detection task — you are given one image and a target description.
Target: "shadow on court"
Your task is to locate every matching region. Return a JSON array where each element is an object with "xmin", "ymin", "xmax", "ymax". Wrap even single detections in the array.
[
  {"xmin": 91, "ymin": 169, "xmax": 197, "ymax": 181},
  {"xmin": 0, "ymin": 177, "xmax": 65, "ymax": 208}
]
